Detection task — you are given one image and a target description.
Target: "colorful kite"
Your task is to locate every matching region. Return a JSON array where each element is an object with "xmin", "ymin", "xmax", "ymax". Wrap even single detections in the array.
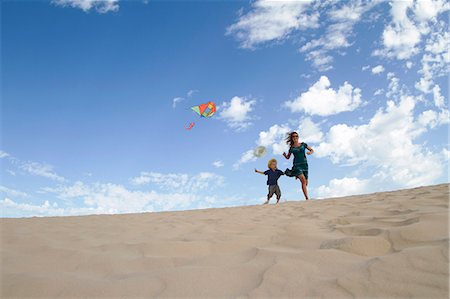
[
  {"xmin": 191, "ymin": 101, "xmax": 216, "ymax": 118},
  {"xmin": 184, "ymin": 101, "xmax": 216, "ymax": 131}
]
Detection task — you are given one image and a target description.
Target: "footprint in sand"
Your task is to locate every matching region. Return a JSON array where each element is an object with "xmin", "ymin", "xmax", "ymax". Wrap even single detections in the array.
[
  {"xmin": 320, "ymin": 236, "xmax": 392, "ymax": 257},
  {"xmin": 336, "ymin": 226, "xmax": 383, "ymax": 236},
  {"xmin": 373, "ymin": 216, "xmax": 420, "ymax": 227}
]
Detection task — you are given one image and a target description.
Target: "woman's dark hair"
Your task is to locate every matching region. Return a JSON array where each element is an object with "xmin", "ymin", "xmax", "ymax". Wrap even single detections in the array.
[{"xmin": 285, "ymin": 131, "xmax": 299, "ymax": 147}]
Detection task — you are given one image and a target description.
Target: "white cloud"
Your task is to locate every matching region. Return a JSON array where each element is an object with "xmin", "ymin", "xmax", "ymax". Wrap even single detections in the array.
[
  {"xmin": 258, "ymin": 124, "xmax": 291, "ymax": 155},
  {"xmin": 0, "ymin": 151, "xmax": 9, "ymax": 159},
  {"xmin": 20, "ymin": 162, "xmax": 65, "ymax": 182},
  {"xmin": 386, "ymin": 72, "xmax": 400, "ymax": 98},
  {"xmin": 226, "ymin": 0, "xmax": 318, "ymax": 49},
  {"xmin": 417, "ymin": 107, "xmax": 449, "ymax": 130},
  {"xmin": 374, "ymin": 88, "xmax": 384, "ymax": 96},
  {"xmin": 371, "ymin": 65, "xmax": 385, "ymax": 74},
  {"xmin": 41, "ymin": 181, "xmax": 90, "ymax": 199},
  {"xmin": 415, "ymin": 21, "xmax": 449, "ymax": 93},
  {"xmin": 374, "ymin": 1, "xmax": 421, "ymax": 59},
  {"xmin": 172, "ymin": 97, "xmax": 184, "ymax": 108},
  {"xmin": 299, "ymin": 1, "xmax": 380, "ymax": 70},
  {"xmin": 374, "ymin": 0, "xmax": 449, "ymax": 60},
  {"xmin": 316, "ymin": 95, "xmax": 446, "ymax": 188},
  {"xmin": 233, "ymin": 149, "xmax": 257, "ymax": 170},
  {"xmin": 187, "ymin": 89, "xmax": 198, "ymax": 97},
  {"xmin": 284, "ymin": 76, "xmax": 362, "ymax": 116},
  {"xmin": 297, "ymin": 117, "xmax": 324, "ymax": 144},
  {"xmin": 212, "ymin": 160, "xmax": 224, "ymax": 168},
  {"xmin": 413, "ymin": 0, "xmax": 450, "ymax": 21},
  {"xmin": 129, "ymin": 171, "xmax": 224, "ymax": 193},
  {"xmin": 52, "ymin": 0, "xmax": 119, "ymax": 13},
  {"xmin": 36, "ymin": 180, "xmax": 211, "ymax": 215},
  {"xmin": 172, "ymin": 90, "xmax": 199, "ymax": 108},
  {"xmin": 432, "ymin": 84, "xmax": 445, "ymax": 108},
  {"xmin": 0, "ymin": 186, "xmax": 29, "ymax": 198},
  {"xmin": 361, "ymin": 65, "xmax": 370, "ymax": 71},
  {"xmin": 1, "ymin": 198, "xmax": 66, "ymax": 217},
  {"xmin": 219, "ymin": 96, "xmax": 256, "ymax": 131},
  {"xmin": 316, "ymin": 177, "xmax": 370, "ymax": 198},
  {"xmin": 406, "ymin": 61, "xmax": 413, "ymax": 69}
]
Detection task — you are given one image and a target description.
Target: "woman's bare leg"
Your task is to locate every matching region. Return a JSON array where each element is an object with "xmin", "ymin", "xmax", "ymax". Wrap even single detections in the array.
[{"xmin": 299, "ymin": 175, "xmax": 309, "ymax": 200}]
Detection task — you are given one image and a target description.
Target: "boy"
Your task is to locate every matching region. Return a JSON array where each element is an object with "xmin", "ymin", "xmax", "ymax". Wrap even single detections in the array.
[{"xmin": 255, "ymin": 158, "xmax": 284, "ymax": 204}]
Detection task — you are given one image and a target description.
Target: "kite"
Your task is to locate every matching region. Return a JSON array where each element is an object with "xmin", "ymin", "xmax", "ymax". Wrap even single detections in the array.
[
  {"xmin": 185, "ymin": 122, "xmax": 195, "ymax": 130},
  {"xmin": 184, "ymin": 101, "xmax": 216, "ymax": 131},
  {"xmin": 191, "ymin": 101, "xmax": 216, "ymax": 118},
  {"xmin": 253, "ymin": 146, "xmax": 267, "ymax": 158}
]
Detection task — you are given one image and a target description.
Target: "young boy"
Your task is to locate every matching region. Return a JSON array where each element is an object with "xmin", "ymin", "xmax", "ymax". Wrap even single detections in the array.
[{"xmin": 255, "ymin": 158, "xmax": 284, "ymax": 204}]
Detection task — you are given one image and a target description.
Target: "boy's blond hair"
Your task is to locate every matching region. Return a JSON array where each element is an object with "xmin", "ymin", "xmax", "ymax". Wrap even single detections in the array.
[{"xmin": 268, "ymin": 158, "xmax": 277, "ymax": 168}]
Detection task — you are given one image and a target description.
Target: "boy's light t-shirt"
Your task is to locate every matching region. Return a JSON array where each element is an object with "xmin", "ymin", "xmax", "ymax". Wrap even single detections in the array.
[{"xmin": 263, "ymin": 169, "xmax": 284, "ymax": 185}]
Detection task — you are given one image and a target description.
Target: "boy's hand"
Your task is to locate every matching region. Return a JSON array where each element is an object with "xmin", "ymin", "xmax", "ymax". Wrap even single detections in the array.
[{"xmin": 254, "ymin": 168, "xmax": 258, "ymax": 173}]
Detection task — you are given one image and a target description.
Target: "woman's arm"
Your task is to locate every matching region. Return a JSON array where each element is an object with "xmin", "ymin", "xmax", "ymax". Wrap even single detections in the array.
[
  {"xmin": 254, "ymin": 169, "xmax": 265, "ymax": 175},
  {"xmin": 283, "ymin": 151, "xmax": 291, "ymax": 159},
  {"xmin": 306, "ymin": 145, "xmax": 314, "ymax": 155}
]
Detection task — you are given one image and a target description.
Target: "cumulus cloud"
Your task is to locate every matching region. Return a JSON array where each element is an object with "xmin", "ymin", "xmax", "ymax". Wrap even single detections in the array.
[
  {"xmin": 52, "ymin": 0, "xmax": 119, "ymax": 13},
  {"xmin": 212, "ymin": 160, "xmax": 224, "ymax": 168},
  {"xmin": 374, "ymin": 0, "xmax": 449, "ymax": 61},
  {"xmin": 219, "ymin": 96, "xmax": 256, "ymax": 131},
  {"xmin": 226, "ymin": 0, "xmax": 318, "ymax": 49},
  {"xmin": 371, "ymin": 65, "xmax": 385, "ymax": 74},
  {"xmin": 316, "ymin": 95, "xmax": 446, "ymax": 188},
  {"xmin": 284, "ymin": 76, "xmax": 362, "ymax": 116},
  {"xmin": 317, "ymin": 177, "xmax": 371, "ymax": 198}
]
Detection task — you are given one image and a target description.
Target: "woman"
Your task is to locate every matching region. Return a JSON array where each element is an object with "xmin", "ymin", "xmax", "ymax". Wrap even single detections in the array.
[{"xmin": 283, "ymin": 131, "xmax": 314, "ymax": 200}]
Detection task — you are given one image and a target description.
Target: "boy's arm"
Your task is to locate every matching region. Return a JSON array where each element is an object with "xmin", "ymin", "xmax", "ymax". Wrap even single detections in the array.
[{"xmin": 254, "ymin": 169, "xmax": 265, "ymax": 175}]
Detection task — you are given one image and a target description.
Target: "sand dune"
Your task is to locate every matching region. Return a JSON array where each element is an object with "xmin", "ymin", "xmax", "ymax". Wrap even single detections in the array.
[{"xmin": 1, "ymin": 184, "xmax": 449, "ymax": 298}]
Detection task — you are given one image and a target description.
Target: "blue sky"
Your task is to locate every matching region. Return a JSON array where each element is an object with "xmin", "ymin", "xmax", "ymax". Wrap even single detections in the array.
[{"xmin": 1, "ymin": 0, "xmax": 449, "ymax": 217}]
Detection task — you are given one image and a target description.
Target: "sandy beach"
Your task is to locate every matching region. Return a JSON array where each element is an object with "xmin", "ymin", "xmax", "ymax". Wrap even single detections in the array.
[{"xmin": 1, "ymin": 184, "xmax": 449, "ymax": 298}]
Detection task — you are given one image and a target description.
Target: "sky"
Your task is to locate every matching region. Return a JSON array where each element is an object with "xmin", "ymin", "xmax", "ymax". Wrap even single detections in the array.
[{"xmin": 1, "ymin": 0, "xmax": 449, "ymax": 217}]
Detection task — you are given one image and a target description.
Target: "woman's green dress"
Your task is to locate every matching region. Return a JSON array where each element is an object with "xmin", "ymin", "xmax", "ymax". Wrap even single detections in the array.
[{"xmin": 285, "ymin": 143, "xmax": 309, "ymax": 179}]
